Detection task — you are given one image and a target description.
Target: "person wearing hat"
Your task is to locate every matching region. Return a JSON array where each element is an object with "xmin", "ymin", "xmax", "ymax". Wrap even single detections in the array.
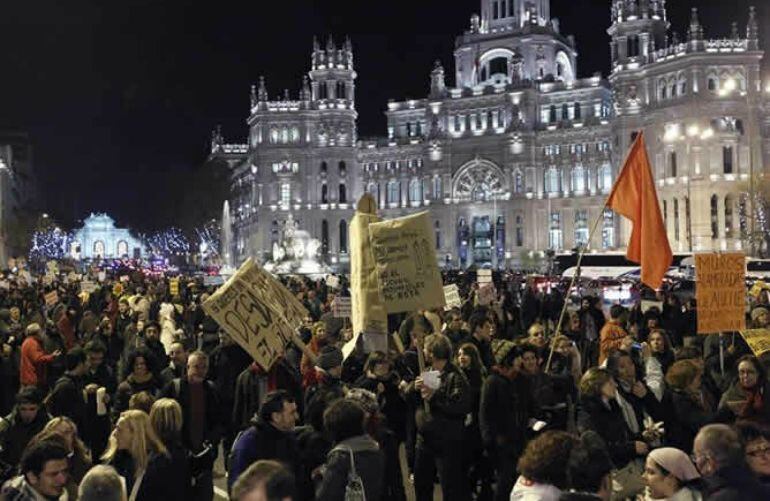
[
  {"xmin": 642, "ymin": 447, "xmax": 703, "ymax": 500},
  {"xmin": 480, "ymin": 339, "xmax": 534, "ymax": 501},
  {"xmin": 751, "ymin": 306, "xmax": 770, "ymax": 329},
  {"xmin": 304, "ymin": 345, "xmax": 345, "ymax": 433}
]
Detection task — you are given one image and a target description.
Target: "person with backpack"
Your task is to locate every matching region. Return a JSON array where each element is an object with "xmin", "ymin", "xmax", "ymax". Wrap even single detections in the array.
[
  {"xmin": 45, "ymin": 347, "xmax": 88, "ymax": 432},
  {"xmin": 228, "ymin": 390, "xmax": 300, "ymax": 493},
  {"xmin": 314, "ymin": 398, "xmax": 384, "ymax": 501}
]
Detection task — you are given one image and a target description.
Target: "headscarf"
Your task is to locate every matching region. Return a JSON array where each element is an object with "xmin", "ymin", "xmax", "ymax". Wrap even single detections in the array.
[{"xmin": 648, "ymin": 447, "xmax": 700, "ymax": 482}]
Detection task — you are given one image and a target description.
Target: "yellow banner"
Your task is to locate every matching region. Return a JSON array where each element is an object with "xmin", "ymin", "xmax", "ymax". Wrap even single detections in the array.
[
  {"xmin": 741, "ymin": 329, "xmax": 770, "ymax": 356},
  {"xmin": 368, "ymin": 211, "xmax": 445, "ymax": 313},
  {"xmin": 696, "ymin": 252, "xmax": 746, "ymax": 334}
]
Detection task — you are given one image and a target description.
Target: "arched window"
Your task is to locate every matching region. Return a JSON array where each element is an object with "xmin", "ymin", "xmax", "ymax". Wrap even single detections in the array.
[
  {"xmin": 93, "ymin": 241, "xmax": 105, "ymax": 257},
  {"xmin": 513, "ymin": 170, "xmax": 523, "ymax": 193},
  {"xmin": 707, "ymin": 76, "xmax": 718, "ymax": 92},
  {"xmin": 723, "ymin": 146, "xmax": 734, "ymax": 174},
  {"xmin": 488, "ymin": 57, "xmax": 508, "ymax": 78},
  {"xmin": 117, "ymin": 241, "xmax": 128, "ymax": 257},
  {"xmin": 668, "ymin": 151, "xmax": 678, "ymax": 177},
  {"xmin": 336, "ymin": 81, "xmax": 346, "ymax": 99},
  {"xmin": 281, "ymin": 128, "xmax": 289, "ymax": 143},
  {"xmin": 725, "ymin": 195, "xmax": 734, "ymax": 238},
  {"xmin": 674, "ymin": 199, "xmax": 680, "ymax": 242},
  {"xmin": 409, "ymin": 179, "xmax": 422, "ymax": 203},
  {"xmin": 338, "ymin": 161, "xmax": 346, "ymax": 176},
  {"xmin": 387, "ymin": 181, "xmax": 400, "ymax": 204},
  {"xmin": 574, "ymin": 102, "xmax": 581, "ymax": 120},
  {"xmin": 433, "ymin": 176, "xmax": 442, "ymax": 200},
  {"xmin": 320, "ymin": 161, "xmax": 328, "ymax": 175},
  {"xmin": 571, "ymin": 165, "xmax": 586, "ymax": 193},
  {"xmin": 318, "ymin": 82, "xmax": 328, "ymax": 99},
  {"xmin": 321, "ymin": 183, "xmax": 328, "ymax": 204},
  {"xmin": 338, "ymin": 184, "xmax": 346, "ymax": 204},
  {"xmin": 270, "ymin": 129, "xmax": 279, "ymax": 144},
  {"xmin": 339, "ymin": 220, "xmax": 348, "ymax": 253},
  {"xmin": 545, "ymin": 167, "xmax": 560, "ymax": 193},
  {"xmin": 711, "ymin": 195, "xmax": 719, "ymax": 239},
  {"xmin": 321, "ymin": 220, "xmax": 329, "ymax": 255}
]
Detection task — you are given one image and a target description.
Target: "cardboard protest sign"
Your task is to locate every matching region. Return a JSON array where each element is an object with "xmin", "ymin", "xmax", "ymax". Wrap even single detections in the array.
[
  {"xmin": 326, "ymin": 275, "xmax": 340, "ymax": 289},
  {"xmin": 477, "ymin": 283, "xmax": 497, "ymax": 306},
  {"xmin": 641, "ymin": 300, "xmax": 663, "ymax": 314},
  {"xmin": 80, "ymin": 280, "xmax": 97, "ymax": 294},
  {"xmin": 203, "ymin": 275, "xmax": 225, "ymax": 287},
  {"xmin": 368, "ymin": 211, "xmax": 444, "ymax": 313},
  {"xmin": 44, "ymin": 291, "xmax": 59, "ymax": 306},
  {"xmin": 350, "ymin": 194, "xmax": 388, "ymax": 339},
  {"xmin": 202, "ymin": 258, "xmax": 309, "ymax": 371},
  {"xmin": 696, "ymin": 252, "xmax": 746, "ymax": 334},
  {"xmin": 740, "ymin": 329, "xmax": 770, "ymax": 357},
  {"xmin": 477, "ymin": 269, "xmax": 493, "ymax": 284},
  {"xmin": 169, "ymin": 278, "xmax": 179, "ymax": 296},
  {"xmin": 46, "ymin": 261, "xmax": 59, "ymax": 275},
  {"xmin": 332, "ymin": 297, "xmax": 352, "ymax": 318},
  {"xmin": 444, "ymin": 284, "xmax": 462, "ymax": 310}
]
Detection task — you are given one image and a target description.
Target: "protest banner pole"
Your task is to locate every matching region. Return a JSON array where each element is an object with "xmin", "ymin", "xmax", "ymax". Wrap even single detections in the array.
[
  {"xmin": 719, "ymin": 333, "xmax": 725, "ymax": 376},
  {"xmin": 545, "ymin": 205, "xmax": 606, "ymax": 373}
]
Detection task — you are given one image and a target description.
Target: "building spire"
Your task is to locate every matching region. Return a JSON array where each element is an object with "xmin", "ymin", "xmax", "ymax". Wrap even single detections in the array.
[
  {"xmin": 731, "ymin": 21, "xmax": 740, "ymax": 40},
  {"xmin": 747, "ymin": 6, "xmax": 759, "ymax": 42},
  {"xmin": 688, "ymin": 7, "xmax": 703, "ymax": 41},
  {"xmin": 258, "ymin": 76, "xmax": 268, "ymax": 102},
  {"xmin": 300, "ymin": 75, "xmax": 311, "ymax": 101},
  {"xmin": 430, "ymin": 60, "xmax": 446, "ymax": 98},
  {"xmin": 250, "ymin": 84, "xmax": 257, "ymax": 109}
]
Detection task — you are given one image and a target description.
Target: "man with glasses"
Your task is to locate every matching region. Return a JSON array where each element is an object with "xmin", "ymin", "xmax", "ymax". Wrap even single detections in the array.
[{"xmin": 692, "ymin": 424, "xmax": 770, "ymax": 498}]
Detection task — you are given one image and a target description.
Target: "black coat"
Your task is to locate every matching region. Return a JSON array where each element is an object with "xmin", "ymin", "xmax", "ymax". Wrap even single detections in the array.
[
  {"xmin": 160, "ymin": 377, "xmax": 223, "ymax": 451},
  {"xmin": 110, "ymin": 449, "xmax": 184, "ymax": 501},
  {"xmin": 664, "ymin": 388, "xmax": 713, "ymax": 453},
  {"xmin": 208, "ymin": 343, "xmax": 252, "ymax": 405},
  {"xmin": 479, "ymin": 371, "xmax": 533, "ymax": 458},
  {"xmin": 232, "ymin": 360, "xmax": 302, "ymax": 430},
  {"xmin": 703, "ymin": 464, "xmax": 770, "ymax": 501},
  {"xmin": 47, "ymin": 372, "xmax": 86, "ymax": 431},
  {"xmin": 228, "ymin": 418, "xmax": 299, "ymax": 492},
  {"xmin": 577, "ymin": 396, "xmax": 637, "ymax": 468}
]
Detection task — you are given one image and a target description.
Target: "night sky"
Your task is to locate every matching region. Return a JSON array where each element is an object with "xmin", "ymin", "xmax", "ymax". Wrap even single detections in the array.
[{"xmin": 0, "ymin": 0, "xmax": 766, "ymax": 231}]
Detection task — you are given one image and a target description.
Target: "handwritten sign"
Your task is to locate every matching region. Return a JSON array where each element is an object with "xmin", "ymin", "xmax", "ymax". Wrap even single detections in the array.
[
  {"xmin": 477, "ymin": 283, "xmax": 497, "ymax": 306},
  {"xmin": 81, "ymin": 280, "xmax": 97, "ymax": 294},
  {"xmin": 696, "ymin": 252, "xmax": 746, "ymax": 334},
  {"xmin": 741, "ymin": 329, "xmax": 770, "ymax": 357},
  {"xmin": 326, "ymin": 275, "xmax": 340, "ymax": 289},
  {"xmin": 350, "ymin": 197, "xmax": 388, "ymax": 339},
  {"xmin": 202, "ymin": 258, "xmax": 308, "ymax": 371},
  {"xmin": 333, "ymin": 297, "xmax": 352, "ymax": 318},
  {"xmin": 44, "ymin": 291, "xmax": 59, "ymax": 307},
  {"xmin": 368, "ymin": 211, "xmax": 444, "ymax": 313},
  {"xmin": 477, "ymin": 269, "xmax": 493, "ymax": 284},
  {"xmin": 169, "ymin": 278, "xmax": 179, "ymax": 296},
  {"xmin": 444, "ymin": 284, "xmax": 462, "ymax": 310}
]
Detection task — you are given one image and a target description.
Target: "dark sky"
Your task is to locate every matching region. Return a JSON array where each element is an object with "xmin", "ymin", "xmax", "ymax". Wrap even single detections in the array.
[{"xmin": 0, "ymin": 0, "xmax": 766, "ymax": 231}]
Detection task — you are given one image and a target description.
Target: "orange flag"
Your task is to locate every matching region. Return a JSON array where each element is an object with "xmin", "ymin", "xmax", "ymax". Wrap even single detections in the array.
[{"xmin": 606, "ymin": 132, "xmax": 672, "ymax": 289}]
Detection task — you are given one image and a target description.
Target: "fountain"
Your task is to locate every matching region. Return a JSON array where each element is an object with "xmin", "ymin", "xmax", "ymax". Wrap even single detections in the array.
[
  {"xmin": 263, "ymin": 214, "xmax": 330, "ymax": 278},
  {"xmin": 220, "ymin": 200, "xmax": 236, "ymax": 276}
]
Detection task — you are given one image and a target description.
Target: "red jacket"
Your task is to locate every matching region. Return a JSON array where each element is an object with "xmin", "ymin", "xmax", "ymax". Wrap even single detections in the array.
[
  {"xmin": 20, "ymin": 335, "xmax": 55, "ymax": 387},
  {"xmin": 56, "ymin": 315, "xmax": 76, "ymax": 350}
]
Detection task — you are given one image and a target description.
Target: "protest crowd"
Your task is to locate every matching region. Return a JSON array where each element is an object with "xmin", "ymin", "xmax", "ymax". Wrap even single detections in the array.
[{"xmin": 0, "ymin": 261, "xmax": 767, "ymax": 501}]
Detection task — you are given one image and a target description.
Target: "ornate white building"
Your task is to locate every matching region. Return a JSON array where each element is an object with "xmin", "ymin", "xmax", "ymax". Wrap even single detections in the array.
[
  {"xmin": 70, "ymin": 213, "xmax": 144, "ymax": 260},
  {"xmin": 214, "ymin": 0, "xmax": 768, "ymax": 269}
]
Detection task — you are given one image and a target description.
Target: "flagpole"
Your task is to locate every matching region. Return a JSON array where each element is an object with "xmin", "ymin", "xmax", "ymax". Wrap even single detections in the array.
[{"xmin": 545, "ymin": 204, "xmax": 607, "ymax": 373}]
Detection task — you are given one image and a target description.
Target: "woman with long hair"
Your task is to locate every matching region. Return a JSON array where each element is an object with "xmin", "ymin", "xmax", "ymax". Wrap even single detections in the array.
[
  {"xmin": 663, "ymin": 360, "xmax": 714, "ymax": 453},
  {"xmin": 113, "ymin": 349, "xmax": 162, "ymax": 418},
  {"xmin": 457, "ymin": 342, "xmax": 491, "ymax": 496},
  {"xmin": 646, "ymin": 329, "xmax": 676, "ymax": 401},
  {"xmin": 149, "ymin": 398, "xmax": 191, "ymax": 497},
  {"xmin": 102, "ymin": 410, "xmax": 172, "ymax": 500}
]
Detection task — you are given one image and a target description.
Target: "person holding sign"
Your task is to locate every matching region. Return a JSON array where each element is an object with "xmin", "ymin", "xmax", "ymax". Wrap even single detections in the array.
[{"xmin": 408, "ymin": 334, "xmax": 471, "ymax": 501}]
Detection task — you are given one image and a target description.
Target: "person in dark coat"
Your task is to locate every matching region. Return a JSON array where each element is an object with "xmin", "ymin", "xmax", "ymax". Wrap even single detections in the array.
[
  {"xmin": 46, "ymin": 347, "xmax": 88, "ymax": 431},
  {"xmin": 304, "ymin": 346, "xmax": 346, "ymax": 433},
  {"xmin": 113, "ymin": 349, "xmax": 163, "ymax": 419},
  {"xmin": 159, "ymin": 351, "xmax": 223, "ymax": 501},
  {"xmin": 480, "ymin": 340, "xmax": 534, "ymax": 501},
  {"xmin": 462, "ymin": 310, "xmax": 494, "ymax": 371},
  {"xmin": 0, "ymin": 388, "xmax": 50, "ymax": 471},
  {"xmin": 232, "ymin": 358, "xmax": 302, "ymax": 431},
  {"xmin": 693, "ymin": 424, "xmax": 770, "ymax": 500},
  {"xmin": 314, "ymin": 399, "xmax": 384, "ymax": 501},
  {"xmin": 409, "ymin": 334, "xmax": 471, "ymax": 501},
  {"xmin": 206, "ymin": 332, "xmax": 251, "ymax": 461},
  {"xmin": 354, "ymin": 351, "xmax": 407, "ymax": 443},
  {"xmin": 228, "ymin": 390, "xmax": 299, "ymax": 493},
  {"xmin": 82, "ymin": 340, "xmax": 117, "ymax": 459},
  {"xmin": 577, "ymin": 368, "xmax": 649, "ymax": 469},
  {"xmin": 663, "ymin": 360, "xmax": 714, "ymax": 453},
  {"xmin": 716, "ymin": 354, "xmax": 770, "ymax": 425},
  {"xmin": 159, "ymin": 341, "xmax": 187, "ymax": 385}
]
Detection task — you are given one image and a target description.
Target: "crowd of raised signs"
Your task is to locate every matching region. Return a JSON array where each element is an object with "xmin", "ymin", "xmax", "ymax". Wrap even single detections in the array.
[{"xmin": 0, "ymin": 266, "xmax": 769, "ymax": 501}]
